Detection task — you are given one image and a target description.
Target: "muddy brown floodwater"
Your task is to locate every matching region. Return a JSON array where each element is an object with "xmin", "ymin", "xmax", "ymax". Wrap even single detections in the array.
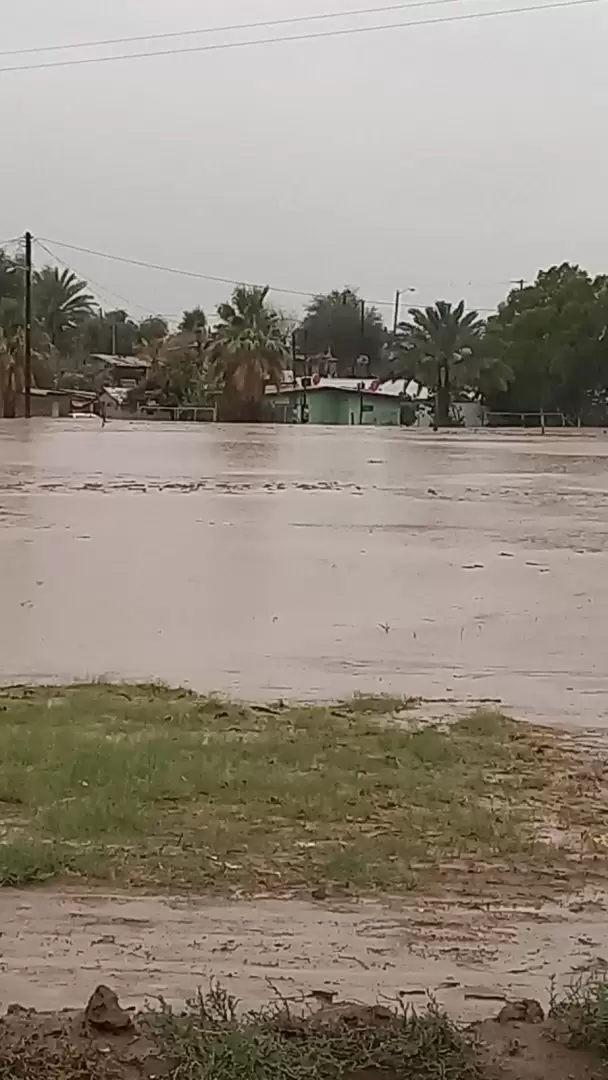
[{"xmin": 1, "ymin": 420, "xmax": 607, "ymax": 724}]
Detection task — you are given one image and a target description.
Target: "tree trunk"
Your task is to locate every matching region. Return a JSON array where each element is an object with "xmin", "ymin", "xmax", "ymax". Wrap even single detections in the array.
[
  {"xmin": 435, "ymin": 363, "xmax": 451, "ymax": 427},
  {"xmin": 3, "ymin": 385, "xmax": 16, "ymax": 419},
  {"xmin": 217, "ymin": 395, "xmax": 263, "ymax": 423}
]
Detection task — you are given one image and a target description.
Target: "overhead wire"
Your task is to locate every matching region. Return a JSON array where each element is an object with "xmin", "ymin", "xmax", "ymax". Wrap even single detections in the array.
[
  {"xmin": 37, "ymin": 236, "xmax": 322, "ymax": 300},
  {"xmin": 0, "ymin": 0, "xmax": 604, "ymax": 73},
  {"xmin": 36, "ymin": 240, "xmax": 180, "ymax": 320},
  {"xmin": 0, "ymin": 0, "xmax": 510, "ymax": 56},
  {"xmin": 36, "ymin": 235, "xmax": 500, "ymax": 313}
]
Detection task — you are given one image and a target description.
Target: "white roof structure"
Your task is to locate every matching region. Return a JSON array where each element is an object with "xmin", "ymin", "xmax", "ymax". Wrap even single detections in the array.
[{"xmin": 271, "ymin": 376, "xmax": 428, "ymax": 400}]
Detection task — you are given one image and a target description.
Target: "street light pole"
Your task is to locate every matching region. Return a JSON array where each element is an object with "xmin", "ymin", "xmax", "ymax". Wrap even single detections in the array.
[
  {"xmin": 392, "ymin": 287, "xmax": 416, "ymax": 334},
  {"xmin": 24, "ymin": 231, "xmax": 32, "ymax": 419}
]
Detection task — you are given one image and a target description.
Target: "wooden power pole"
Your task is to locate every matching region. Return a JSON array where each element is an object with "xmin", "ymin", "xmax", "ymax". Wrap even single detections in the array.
[
  {"xmin": 24, "ymin": 231, "xmax": 32, "ymax": 419},
  {"xmin": 393, "ymin": 289, "xmax": 401, "ymax": 334}
]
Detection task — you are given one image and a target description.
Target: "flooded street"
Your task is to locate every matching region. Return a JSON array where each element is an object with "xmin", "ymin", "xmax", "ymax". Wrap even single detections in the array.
[{"xmin": 1, "ymin": 420, "xmax": 607, "ymax": 725}]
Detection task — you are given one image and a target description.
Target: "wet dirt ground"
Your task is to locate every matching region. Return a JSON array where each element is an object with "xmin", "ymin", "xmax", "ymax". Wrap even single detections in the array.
[
  {"xmin": 4, "ymin": 887, "xmax": 608, "ymax": 1021},
  {"xmin": 1, "ymin": 420, "xmax": 607, "ymax": 724}
]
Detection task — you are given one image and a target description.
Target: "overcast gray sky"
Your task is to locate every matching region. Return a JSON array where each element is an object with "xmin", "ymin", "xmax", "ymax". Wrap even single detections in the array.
[{"xmin": 2, "ymin": 0, "xmax": 607, "ymax": 323}]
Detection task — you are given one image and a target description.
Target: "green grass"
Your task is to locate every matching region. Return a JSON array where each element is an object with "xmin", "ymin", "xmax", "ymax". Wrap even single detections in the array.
[
  {"xmin": 0, "ymin": 683, "xmax": 595, "ymax": 890},
  {"xmin": 551, "ymin": 974, "xmax": 608, "ymax": 1057},
  {"xmin": 335, "ymin": 692, "xmax": 418, "ymax": 715},
  {"xmin": 0, "ymin": 984, "xmax": 483, "ymax": 1080},
  {"xmin": 149, "ymin": 984, "xmax": 483, "ymax": 1080}
]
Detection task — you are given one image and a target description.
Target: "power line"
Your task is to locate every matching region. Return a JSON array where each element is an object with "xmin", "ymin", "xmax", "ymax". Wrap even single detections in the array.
[
  {"xmin": 0, "ymin": 0, "xmax": 500, "ymax": 56},
  {"xmin": 36, "ymin": 234, "xmax": 500, "ymax": 313},
  {"xmin": 36, "ymin": 239, "xmax": 180, "ymax": 319},
  {"xmin": 36, "ymin": 240, "xmax": 141, "ymax": 312},
  {"xmin": 37, "ymin": 235, "xmax": 322, "ymax": 299},
  {"xmin": 1, "ymin": 0, "xmax": 604, "ymax": 73}
]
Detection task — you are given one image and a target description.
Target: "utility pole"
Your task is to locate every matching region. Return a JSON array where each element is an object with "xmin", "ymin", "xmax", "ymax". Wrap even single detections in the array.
[
  {"xmin": 360, "ymin": 299, "xmax": 365, "ymax": 351},
  {"xmin": 24, "ymin": 231, "xmax": 32, "ymax": 420},
  {"xmin": 393, "ymin": 289, "xmax": 401, "ymax": 334}
]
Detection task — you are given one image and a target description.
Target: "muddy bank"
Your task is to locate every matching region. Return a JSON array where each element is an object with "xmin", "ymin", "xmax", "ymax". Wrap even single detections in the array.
[
  {"xmin": 1, "ymin": 981, "xmax": 603, "ymax": 1080},
  {"xmin": 4, "ymin": 888, "xmax": 608, "ymax": 1022},
  {"xmin": 1, "ymin": 423, "xmax": 608, "ymax": 724}
]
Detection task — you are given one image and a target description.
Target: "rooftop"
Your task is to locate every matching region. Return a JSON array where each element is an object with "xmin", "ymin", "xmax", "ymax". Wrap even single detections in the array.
[
  {"xmin": 90, "ymin": 354, "xmax": 152, "ymax": 370},
  {"xmin": 269, "ymin": 376, "xmax": 428, "ymax": 400}
]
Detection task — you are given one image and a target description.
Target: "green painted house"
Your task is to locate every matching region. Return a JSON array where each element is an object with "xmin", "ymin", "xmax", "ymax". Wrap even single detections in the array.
[{"xmin": 268, "ymin": 378, "xmax": 405, "ymax": 426}]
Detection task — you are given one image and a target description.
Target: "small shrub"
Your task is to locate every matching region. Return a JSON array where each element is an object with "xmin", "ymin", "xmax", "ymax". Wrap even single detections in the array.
[
  {"xmin": 150, "ymin": 983, "xmax": 483, "ymax": 1080},
  {"xmin": 551, "ymin": 973, "xmax": 608, "ymax": 1056}
]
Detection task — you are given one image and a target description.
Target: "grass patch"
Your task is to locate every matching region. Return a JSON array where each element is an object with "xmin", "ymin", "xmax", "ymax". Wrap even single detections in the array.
[
  {"xmin": 0, "ymin": 840, "xmax": 84, "ymax": 887},
  {"xmin": 335, "ymin": 692, "xmax": 417, "ymax": 715},
  {"xmin": 150, "ymin": 984, "xmax": 482, "ymax": 1080},
  {"xmin": 0, "ymin": 985, "xmax": 483, "ymax": 1080},
  {"xmin": 0, "ymin": 685, "xmax": 600, "ymax": 890},
  {"xmin": 551, "ymin": 974, "xmax": 608, "ymax": 1056}
]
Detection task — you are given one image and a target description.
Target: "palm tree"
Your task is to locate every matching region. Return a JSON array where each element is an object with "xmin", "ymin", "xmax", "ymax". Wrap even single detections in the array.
[
  {"xmin": 207, "ymin": 286, "xmax": 286, "ymax": 420},
  {"xmin": 398, "ymin": 300, "xmax": 509, "ymax": 426},
  {"xmin": 33, "ymin": 267, "xmax": 95, "ymax": 350},
  {"xmin": 0, "ymin": 328, "xmax": 24, "ymax": 418},
  {"xmin": 0, "ymin": 250, "xmax": 24, "ymax": 308}
]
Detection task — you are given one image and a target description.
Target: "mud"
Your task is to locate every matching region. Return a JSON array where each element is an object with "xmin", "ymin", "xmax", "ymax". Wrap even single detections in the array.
[
  {"xmin": 3, "ymin": 888, "xmax": 608, "ymax": 1022},
  {"xmin": 2, "ymin": 986, "xmax": 601, "ymax": 1080},
  {"xmin": 1, "ymin": 421, "xmax": 608, "ymax": 724}
]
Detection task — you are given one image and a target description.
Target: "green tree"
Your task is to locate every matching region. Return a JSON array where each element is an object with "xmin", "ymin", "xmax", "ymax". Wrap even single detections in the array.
[
  {"xmin": 298, "ymin": 288, "xmax": 387, "ymax": 375},
  {"xmin": 0, "ymin": 250, "xmax": 56, "ymax": 390},
  {"xmin": 207, "ymin": 285, "xmax": 286, "ymax": 421},
  {"xmin": 0, "ymin": 249, "xmax": 24, "ymax": 308},
  {"xmin": 128, "ymin": 329, "xmax": 210, "ymax": 409},
  {"xmin": 0, "ymin": 249, "xmax": 26, "ymax": 345},
  {"xmin": 486, "ymin": 265, "xmax": 608, "ymax": 425},
  {"xmin": 397, "ymin": 300, "xmax": 509, "ymax": 427},
  {"xmin": 0, "ymin": 327, "xmax": 23, "ymax": 417},
  {"xmin": 32, "ymin": 266, "xmax": 95, "ymax": 350},
  {"xmin": 179, "ymin": 306, "xmax": 207, "ymax": 333},
  {"xmin": 77, "ymin": 309, "xmax": 139, "ymax": 360},
  {"xmin": 138, "ymin": 315, "xmax": 169, "ymax": 344}
]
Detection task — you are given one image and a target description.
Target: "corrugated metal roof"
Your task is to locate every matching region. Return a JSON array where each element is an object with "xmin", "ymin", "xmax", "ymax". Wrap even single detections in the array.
[
  {"xmin": 270, "ymin": 377, "xmax": 428, "ymax": 400},
  {"xmin": 31, "ymin": 387, "xmax": 74, "ymax": 397},
  {"xmin": 90, "ymin": 354, "xmax": 152, "ymax": 369}
]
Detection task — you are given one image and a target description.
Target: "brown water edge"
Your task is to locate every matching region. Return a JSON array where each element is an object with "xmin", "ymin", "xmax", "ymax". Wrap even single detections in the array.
[{"xmin": 1, "ymin": 421, "xmax": 608, "ymax": 725}]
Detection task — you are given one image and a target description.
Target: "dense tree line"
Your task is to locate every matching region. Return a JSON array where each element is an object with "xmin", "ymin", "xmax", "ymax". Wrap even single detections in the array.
[{"xmin": 2, "ymin": 248, "xmax": 608, "ymax": 424}]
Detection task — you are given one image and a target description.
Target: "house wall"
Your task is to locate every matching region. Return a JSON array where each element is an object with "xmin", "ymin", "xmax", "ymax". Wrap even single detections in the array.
[
  {"xmin": 308, "ymin": 391, "xmax": 400, "ymax": 425},
  {"xmin": 358, "ymin": 394, "xmax": 401, "ymax": 426},
  {"xmin": 99, "ymin": 391, "xmax": 128, "ymax": 419},
  {"xmin": 308, "ymin": 391, "xmax": 343, "ymax": 424},
  {"xmin": 22, "ymin": 394, "xmax": 71, "ymax": 418},
  {"xmin": 270, "ymin": 390, "xmax": 401, "ymax": 425}
]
